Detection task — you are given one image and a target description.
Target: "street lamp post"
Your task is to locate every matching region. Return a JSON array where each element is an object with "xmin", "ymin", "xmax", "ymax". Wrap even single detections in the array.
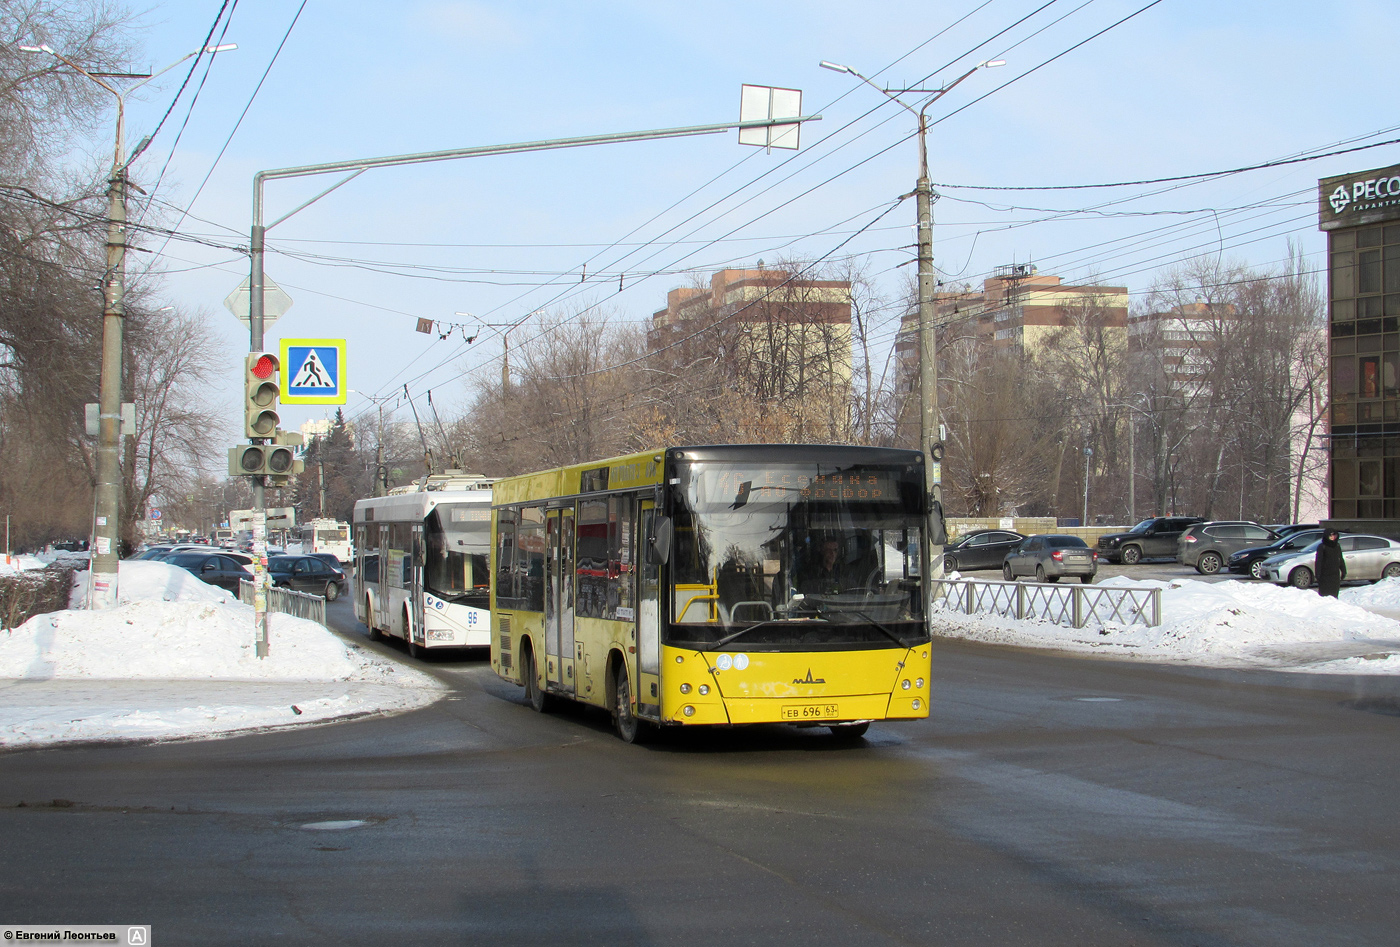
[
  {"xmin": 19, "ymin": 42, "xmax": 236, "ymax": 608},
  {"xmin": 819, "ymin": 58, "xmax": 1004, "ymax": 575}
]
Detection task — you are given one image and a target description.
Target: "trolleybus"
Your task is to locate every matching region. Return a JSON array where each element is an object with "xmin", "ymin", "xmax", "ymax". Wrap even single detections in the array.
[
  {"xmin": 353, "ymin": 474, "xmax": 494, "ymax": 656},
  {"xmin": 490, "ymin": 444, "xmax": 931, "ymax": 742},
  {"xmin": 303, "ymin": 517, "xmax": 353, "ymax": 563}
]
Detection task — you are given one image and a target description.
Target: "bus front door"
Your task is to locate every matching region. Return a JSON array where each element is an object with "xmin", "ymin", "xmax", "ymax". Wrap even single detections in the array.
[
  {"xmin": 637, "ymin": 500, "xmax": 661, "ymax": 718},
  {"xmin": 545, "ymin": 508, "xmax": 576, "ymax": 695}
]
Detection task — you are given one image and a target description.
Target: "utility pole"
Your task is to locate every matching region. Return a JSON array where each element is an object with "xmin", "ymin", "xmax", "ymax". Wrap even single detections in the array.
[
  {"xmin": 820, "ymin": 58, "xmax": 1004, "ymax": 579},
  {"xmin": 20, "ymin": 41, "xmax": 236, "ymax": 608}
]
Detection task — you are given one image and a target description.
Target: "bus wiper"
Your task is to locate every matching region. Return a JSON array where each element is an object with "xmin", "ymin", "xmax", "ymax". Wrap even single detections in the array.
[
  {"xmin": 705, "ymin": 619, "xmax": 807, "ymax": 651},
  {"xmin": 840, "ymin": 608, "xmax": 918, "ymax": 648}
]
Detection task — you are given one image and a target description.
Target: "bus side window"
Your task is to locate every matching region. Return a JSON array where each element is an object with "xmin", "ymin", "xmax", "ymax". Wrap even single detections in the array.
[
  {"xmin": 518, "ymin": 506, "xmax": 546, "ymax": 612},
  {"xmin": 496, "ymin": 508, "xmax": 518, "ymax": 602},
  {"xmin": 357, "ymin": 524, "xmax": 380, "ymax": 583}
]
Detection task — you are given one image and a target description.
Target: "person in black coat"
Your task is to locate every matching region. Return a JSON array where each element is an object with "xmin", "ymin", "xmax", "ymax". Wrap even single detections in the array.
[{"xmin": 1314, "ymin": 530, "xmax": 1346, "ymax": 598}]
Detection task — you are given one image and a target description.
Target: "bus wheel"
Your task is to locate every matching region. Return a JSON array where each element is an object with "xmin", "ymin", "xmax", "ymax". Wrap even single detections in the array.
[
  {"xmin": 828, "ymin": 721, "xmax": 870, "ymax": 740},
  {"xmin": 405, "ymin": 608, "xmax": 422, "ymax": 660},
  {"xmin": 522, "ymin": 647, "xmax": 551, "ymax": 713},
  {"xmin": 612, "ymin": 662, "xmax": 649, "ymax": 744},
  {"xmin": 365, "ymin": 598, "xmax": 381, "ymax": 642}
]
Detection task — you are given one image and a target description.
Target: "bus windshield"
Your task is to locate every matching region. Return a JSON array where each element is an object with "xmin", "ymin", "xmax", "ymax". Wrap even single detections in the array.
[
  {"xmin": 425, "ymin": 502, "xmax": 491, "ymax": 607},
  {"xmin": 667, "ymin": 460, "xmax": 926, "ymax": 650}
]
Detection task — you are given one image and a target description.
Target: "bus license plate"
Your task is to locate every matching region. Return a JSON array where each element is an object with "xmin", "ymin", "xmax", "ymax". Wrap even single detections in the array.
[{"xmin": 782, "ymin": 703, "xmax": 839, "ymax": 720}]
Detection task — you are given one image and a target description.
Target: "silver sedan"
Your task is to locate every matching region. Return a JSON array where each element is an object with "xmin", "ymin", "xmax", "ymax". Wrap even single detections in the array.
[{"xmin": 1262, "ymin": 534, "xmax": 1400, "ymax": 588}]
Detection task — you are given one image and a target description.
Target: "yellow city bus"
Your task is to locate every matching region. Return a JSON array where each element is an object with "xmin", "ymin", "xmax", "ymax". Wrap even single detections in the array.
[{"xmin": 490, "ymin": 444, "xmax": 931, "ymax": 742}]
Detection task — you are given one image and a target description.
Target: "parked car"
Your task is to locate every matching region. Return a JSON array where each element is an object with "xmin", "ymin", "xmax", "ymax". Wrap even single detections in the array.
[
  {"xmin": 1266, "ymin": 523, "xmax": 1321, "ymax": 538},
  {"xmin": 1228, "ymin": 529, "xmax": 1327, "ymax": 579},
  {"xmin": 164, "ymin": 552, "xmax": 254, "ymax": 594},
  {"xmin": 1003, "ymin": 534, "xmax": 1098, "ymax": 583},
  {"xmin": 1177, "ymin": 521, "xmax": 1279, "ymax": 575},
  {"xmin": 1263, "ymin": 534, "xmax": 1400, "ymax": 588},
  {"xmin": 943, "ymin": 529, "xmax": 1025, "ymax": 572},
  {"xmin": 1096, "ymin": 516, "xmax": 1203, "ymax": 564},
  {"xmin": 135, "ymin": 544, "xmax": 207, "ymax": 562},
  {"xmin": 266, "ymin": 555, "xmax": 347, "ymax": 600}
]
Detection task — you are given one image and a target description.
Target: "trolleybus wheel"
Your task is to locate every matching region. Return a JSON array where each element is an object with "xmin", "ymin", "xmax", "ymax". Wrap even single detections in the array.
[
  {"xmin": 612, "ymin": 662, "xmax": 649, "ymax": 744},
  {"xmin": 522, "ymin": 646, "xmax": 551, "ymax": 713},
  {"xmin": 828, "ymin": 721, "xmax": 870, "ymax": 740},
  {"xmin": 404, "ymin": 607, "xmax": 422, "ymax": 660},
  {"xmin": 365, "ymin": 597, "xmax": 381, "ymax": 642}
]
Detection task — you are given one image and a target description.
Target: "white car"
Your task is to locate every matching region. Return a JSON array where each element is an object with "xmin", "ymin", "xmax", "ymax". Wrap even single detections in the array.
[{"xmin": 1262, "ymin": 534, "xmax": 1400, "ymax": 588}]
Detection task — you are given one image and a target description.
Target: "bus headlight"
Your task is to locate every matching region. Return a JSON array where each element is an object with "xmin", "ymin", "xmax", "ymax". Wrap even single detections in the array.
[
  {"xmin": 912, "ymin": 699, "xmax": 922, "ymax": 710},
  {"xmin": 901, "ymin": 679, "xmax": 911, "ymax": 690},
  {"xmin": 916, "ymin": 678, "xmax": 925, "ymax": 688},
  {"xmin": 698, "ymin": 684, "xmax": 709, "ymax": 695},
  {"xmin": 682, "ymin": 705, "xmax": 695, "ymax": 717},
  {"xmin": 679, "ymin": 683, "xmax": 692, "ymax": 694}
]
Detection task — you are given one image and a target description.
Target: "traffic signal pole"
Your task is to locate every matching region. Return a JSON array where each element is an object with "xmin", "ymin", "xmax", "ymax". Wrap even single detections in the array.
[{"xmin": 249, "ymin": 222, "xmax": 270, "ymax": 657}]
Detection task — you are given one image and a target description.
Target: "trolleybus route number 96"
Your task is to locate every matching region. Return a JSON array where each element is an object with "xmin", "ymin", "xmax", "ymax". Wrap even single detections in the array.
[{"xmin": 782, "ymin": 703, "xmax": 840, "ymax": 720}]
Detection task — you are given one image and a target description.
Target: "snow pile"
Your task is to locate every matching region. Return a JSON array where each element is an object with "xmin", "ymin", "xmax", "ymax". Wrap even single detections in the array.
[
  {"xmin": 934, "ymin": 575, "xmax": 1400, "ymax": 672},
  {"xmin": 1, "ymin": 600, "xmax": 418, "ymax": 684},
  {"xmin": 69, "ymin": 558, "xmax": 238, "ymax": 608},
  {"xmin": 0, "ymin": 559, "xmax": 444, "ymax": 748},
  {"xmin": 1340, "ymin": 576, "xmax": 1400, "ymax": 609}
]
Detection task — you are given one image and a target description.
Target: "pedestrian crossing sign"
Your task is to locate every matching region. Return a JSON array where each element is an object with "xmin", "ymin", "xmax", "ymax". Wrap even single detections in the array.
[{"xmin": 279, "ymin": 338, "xmax": 346, "ymax": 405}]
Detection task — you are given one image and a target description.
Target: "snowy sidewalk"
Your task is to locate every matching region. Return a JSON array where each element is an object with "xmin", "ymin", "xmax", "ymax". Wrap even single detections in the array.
[{"xmin": 934, "ymin": 572, "xmax": 1400, "ymax": 674}]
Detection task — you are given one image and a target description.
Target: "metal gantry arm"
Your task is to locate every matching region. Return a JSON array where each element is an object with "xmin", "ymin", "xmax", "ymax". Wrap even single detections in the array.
[{"xmin": 246, "ymin": 113, "xmax": 822, "ymax": 350}]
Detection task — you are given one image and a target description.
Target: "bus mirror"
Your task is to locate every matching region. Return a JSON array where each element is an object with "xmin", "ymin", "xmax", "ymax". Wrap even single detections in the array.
[
  {"xmin": 929, "ymin": 500, "xmax": 948, "ymax": 546},
  {"xmin": 648, "ymin": 516, "xmax": 673, "ymax": 565}
]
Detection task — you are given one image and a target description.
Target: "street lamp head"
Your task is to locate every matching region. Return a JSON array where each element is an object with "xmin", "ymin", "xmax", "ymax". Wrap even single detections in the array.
[
  {"xmin": 979, "ymin": 59, "xmax": 1007, "ymax": 68},
  {"xmin": 819, "ymin": 60, "xmax": 854, "ymax": 74},
  {"xmin": 206, "ymin": 43, "xmax": 237, "ymax": 53},
  {"xmin": 19, "ymin": 44, "xmax": 54, "ymax": 54}
]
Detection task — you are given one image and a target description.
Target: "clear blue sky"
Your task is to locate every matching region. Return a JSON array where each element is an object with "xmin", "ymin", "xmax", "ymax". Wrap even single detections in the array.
[{"xmin": 99, "ymin": 0, "xmax": 1398, "ymax": 443}]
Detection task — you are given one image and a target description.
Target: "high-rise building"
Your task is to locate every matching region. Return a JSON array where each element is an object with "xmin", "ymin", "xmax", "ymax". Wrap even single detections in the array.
[
  {"xmin": 895, "ymin": 264, "xmax": 1128, "ymax": 370},
  {"xmin": 1318, "ymin": 162, "xmax": 1400, "ymax": 533},
  {"xmin": 650, "ymin": 266, "xmax": 854, "ymax": 392}
]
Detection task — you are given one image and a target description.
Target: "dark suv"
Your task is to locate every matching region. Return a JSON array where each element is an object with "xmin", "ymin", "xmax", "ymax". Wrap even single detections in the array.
[
  {"xmin": 1097, "ymin": 516, "xmax": 1203, "ymax": 564},
  {"xmin": 1177, "ymin": 521, "xmax": 1279, "ymax": 575}
]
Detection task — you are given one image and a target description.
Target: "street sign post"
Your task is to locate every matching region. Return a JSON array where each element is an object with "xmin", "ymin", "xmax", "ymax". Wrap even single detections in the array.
[{"xmin": 224, "ymin": 275, "xmax": 291, "ymax": 331}]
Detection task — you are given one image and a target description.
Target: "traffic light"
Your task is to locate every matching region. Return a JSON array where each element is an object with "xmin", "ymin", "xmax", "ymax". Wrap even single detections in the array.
[
  {"xmin": 244, "ymin": 352, "xmax": 280, "ymax": 438},
  {"xmin": 228, "ymin": 443, "xmax": 299, "ymax": 477}
]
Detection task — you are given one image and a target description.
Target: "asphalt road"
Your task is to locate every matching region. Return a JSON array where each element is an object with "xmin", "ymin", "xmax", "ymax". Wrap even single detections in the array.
[{"xmin": 2, "ymin": 597, "xmax": 1399, "ymax": 946}]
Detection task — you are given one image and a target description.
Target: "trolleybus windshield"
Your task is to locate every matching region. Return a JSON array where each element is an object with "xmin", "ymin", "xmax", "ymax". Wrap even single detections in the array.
[
  {"xmin": 425, "ymin": 502, "xmax": 491, "ymax": 608},
  {"xmin": 668, "ymin": 461, "xmax": 926, "ymax": 649}
]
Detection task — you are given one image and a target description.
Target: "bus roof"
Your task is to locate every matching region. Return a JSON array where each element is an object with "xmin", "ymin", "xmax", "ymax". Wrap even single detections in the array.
[
  {"xmin": 491, "ymin": 444, "xmax": 924, "ymax": 506},
  {"xmin": 353, "ymin": 488, "xmax": 492, "ymax": 524}
]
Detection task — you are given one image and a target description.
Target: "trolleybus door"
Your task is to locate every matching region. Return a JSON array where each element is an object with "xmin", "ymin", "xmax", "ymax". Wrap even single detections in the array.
[
  {"xmin": 411, "ymin": 524, "xmax": 425, "ymax": 643},
  {"xmin": 545, "ymin": 508, "xmax": 576, "ymax": 694},
  {"xmin": 637, "ymin": 500, "xmax": 661, "ymax": 716}
]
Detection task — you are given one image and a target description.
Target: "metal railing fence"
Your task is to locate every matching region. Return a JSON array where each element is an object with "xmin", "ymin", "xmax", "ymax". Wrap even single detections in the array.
[
  {"xmin": 238, "ymin": 579, "xmax": 327, "ymax": 626},
  {"xmin": 931, "ymin": 577, "xmax": 1161, "ymax": 630}
]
